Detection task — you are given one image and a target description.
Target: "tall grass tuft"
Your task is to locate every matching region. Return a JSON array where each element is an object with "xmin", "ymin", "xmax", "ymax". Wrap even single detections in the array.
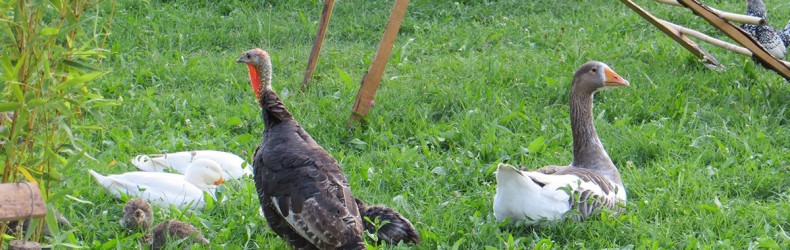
[{"xmin": 0, "ymin": 0, "xmax": 115, "ymax": 245}]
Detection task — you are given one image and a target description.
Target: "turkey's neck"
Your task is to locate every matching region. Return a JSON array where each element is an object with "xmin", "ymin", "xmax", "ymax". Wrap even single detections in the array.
[
  {"xmin": 569, "ymin": 90, "xmax": 621, "ymax": 184},
  {"xmin": 249, "ymin": 64, "xmax": 292, "ymax": 130}
]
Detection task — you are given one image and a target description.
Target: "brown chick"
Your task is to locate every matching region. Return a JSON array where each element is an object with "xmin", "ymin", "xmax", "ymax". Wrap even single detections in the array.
[
  {"xmin": 120, "ymin": 198, "xmax": 152, "ymax": 231},
  {"xmin": 355, "ymin": 198, "xmax": 421, "ymax": 246},
  {"xmin": 146, "ymin": 219, "xmax": 209, "ymax": 250}
]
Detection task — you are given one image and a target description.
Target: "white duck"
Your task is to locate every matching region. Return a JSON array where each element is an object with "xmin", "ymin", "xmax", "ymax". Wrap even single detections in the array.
[
  {"xmin": 131, "ymin": 150, "xmax": 252, "ymax": 180},
  {"xmin": 494, "ymin": 61, "xmax": 629, "ymax": 224},
  {"xmin": 89, "ymin": 158, "xmax": 225, "ymax": 210}
]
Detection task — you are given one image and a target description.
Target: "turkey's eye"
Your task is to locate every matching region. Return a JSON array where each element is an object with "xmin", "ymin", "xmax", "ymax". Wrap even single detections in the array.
[
  {"xmin": 591, "ymin": 67, "xmax": 598, "ymax": 73},
  {"xmin": 246, "ymin": 54, "xmax": 251, "ymax": 59}
]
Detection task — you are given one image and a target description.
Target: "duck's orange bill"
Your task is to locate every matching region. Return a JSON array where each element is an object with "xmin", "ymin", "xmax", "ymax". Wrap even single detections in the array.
[
  {"xmin": 604, "ymin": 67, "xmax": 630, "ymax": 87},
  {"xmin": 214, "ymin": 177, "xmax": 225, "ymax": 185}
]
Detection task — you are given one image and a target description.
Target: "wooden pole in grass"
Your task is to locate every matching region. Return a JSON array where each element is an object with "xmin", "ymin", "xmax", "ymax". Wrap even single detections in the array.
[
  {"xmin": 301, "ymin": 0, "xmax": 336, "ymax": 92},
  {"xmin": 349, "ymin": 0, "xmax": 410, "ymax": 124},
  {"xmin": 654, "ymin": 0, "xmax": 765, "ymax": 25},
  {"xmin": 619, "ymin": 0, "xmax": 721, "ymax": 68},
  {"xmin": 677, "ymin": 0, "xmax": 790, "ymax": 80}
]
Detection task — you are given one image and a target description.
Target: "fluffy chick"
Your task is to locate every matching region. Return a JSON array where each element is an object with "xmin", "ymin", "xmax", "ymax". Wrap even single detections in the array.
[{"xmin": 120, "ymin": 198, "xmax": 152, "ymax": 231}]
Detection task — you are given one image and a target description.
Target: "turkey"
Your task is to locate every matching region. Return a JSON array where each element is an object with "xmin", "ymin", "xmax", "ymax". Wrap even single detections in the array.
[
  {"xmin": 236, "ymin": 48, "xmax": 419, "ymax": 249},
  {"xmin": 740, "ymin": 0, "xmax": 787, "ymax": 59},
  {"xmin": 131, "ymin": 150, "xmax": 252, "ymax": 180},
  {"xmin": 494, "ymin": 61, "xmax": 629, "ymax": 224}
]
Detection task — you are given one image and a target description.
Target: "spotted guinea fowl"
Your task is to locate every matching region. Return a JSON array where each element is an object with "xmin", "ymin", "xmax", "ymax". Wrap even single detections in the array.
[
  {"xmin": 121, "ymin": 198, "xmax": 152, "ymax": 231},
  {"xmin": 494, "ymin": 61, "xmax": 629, "ymax": 224},
  {"xmin": 237, "ymin": 48, "xmax": 365, "ymax": 250},
  {"xmin": 237, "ymin": 48, "xmax": 419, "ymax": 249},
  {"xmin": 740, "ymin": 0, "xmax": 787, "ymax": 59}
]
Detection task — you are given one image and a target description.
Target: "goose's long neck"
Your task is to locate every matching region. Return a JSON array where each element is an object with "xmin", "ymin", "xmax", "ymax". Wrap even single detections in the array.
[{"xmin": 569, "ymin": 90, "xmax": 622, "ymax": 184}]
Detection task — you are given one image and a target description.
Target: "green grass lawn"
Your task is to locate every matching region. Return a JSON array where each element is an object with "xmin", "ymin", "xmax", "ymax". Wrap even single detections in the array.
[{"xmin": 51, "ymin": 0, "xmax": 790, "ymax": 248}]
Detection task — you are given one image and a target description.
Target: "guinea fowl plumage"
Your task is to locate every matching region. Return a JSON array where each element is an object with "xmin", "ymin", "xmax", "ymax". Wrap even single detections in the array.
[
  {"xmin": 740, "ymin": 0, "xmax": 787, "ymax": 59},
  {"xmin": 237, "ymin": 48, "xmax": 419, "ymax": 249},
  {"xmin": 494, "ymin": 61, "xmax": 629, "ymax": 224},
  {"xmin": 237, "ymin": 48, "xmax": 364, "ymax": 250}
]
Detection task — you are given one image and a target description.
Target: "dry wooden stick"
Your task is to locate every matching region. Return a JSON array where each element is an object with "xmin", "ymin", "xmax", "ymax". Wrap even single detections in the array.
[
  {"xmin": 620, "ymin": 0, "xmax": 721, "ymax": 67},
  {"xmin": 349, "ymin": 0, "xmax": 410, "ymax": 124},
  {"xmin": 662, "ymin": 21, "xmax": 790, "ymax": 67},
  {"xmin": 661, "ymin": 20, "xmax": 752, "ymax": 55},
  {"xmin": 301, "ymin": 0, "xmax": 336, "ymax": 92},
  {"xmin": 654, "ymin": 0, "xmax": 765, "ymax": 25},
  {"xmin": 678, "ymin": 0, "xmax": 790, "ymax": 80}
]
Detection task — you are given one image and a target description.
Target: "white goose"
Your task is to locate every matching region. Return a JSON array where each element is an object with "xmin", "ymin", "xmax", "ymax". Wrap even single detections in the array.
[
  {"xmin": 494, "ymin": 61, "xmax": 629, "ymax": 224},
  {"xmin": 131, "ymin": 150, "xmax": 252, "ymax": 180},
  {"xmin": 89, "ymin": 159, "xmax": 225, "ymax": 210}
]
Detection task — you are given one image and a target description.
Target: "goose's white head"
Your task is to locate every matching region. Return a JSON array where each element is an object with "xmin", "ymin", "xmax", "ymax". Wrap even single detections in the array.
[{"xmin": 184, "ymin": 159, "xmax": 225, "ymax": 188}]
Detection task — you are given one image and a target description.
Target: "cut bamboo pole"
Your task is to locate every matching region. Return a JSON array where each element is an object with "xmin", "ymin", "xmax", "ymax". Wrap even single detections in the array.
[
  {"xmin": 678, "ymin": 0, "xmax": 790, "ymax": 80},
  {"xmin": 655, "ymin": 0, "xmax": 765, "ymax": 25},
  {"xmin": 349, "ymin": 0, "xmax": 410, "ymax": 124},
  {"xmin": 620, "ymin": 0, "xmax": 721, "ymax": 67},
  {"xmin": 661, "ymin": 20, "xmax": 752, "ymax": 55},
  {"xmin": 301, "ymin": 0, "xmax": 336, "ymax": 92},
  {"xmin": 663, "ymin": 21, "xmax": 790, "ymax": 67}
]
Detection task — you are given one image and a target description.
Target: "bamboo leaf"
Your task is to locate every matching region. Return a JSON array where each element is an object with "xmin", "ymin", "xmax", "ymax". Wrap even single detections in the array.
[
  {"xmin": 63, "ymin": 59, "xmax": 98, "ymax": 72},
  {"xmin": 56, "ymin": 71, "xmax": 108, "ymax": 91},
  {"xmin": 17, "ymin": 166, "xmax": 38, "ymax": 183},
  {"xmin": 0, "ymin": 102, "xmax": 21, "ymax": 112}
]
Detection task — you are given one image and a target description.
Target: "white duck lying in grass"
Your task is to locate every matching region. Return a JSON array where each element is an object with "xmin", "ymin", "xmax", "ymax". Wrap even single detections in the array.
[
  {"xmin": 131, "ymin": 150, "xmax": 252, "ymax": 180},
  {"xmin": 89, "ymin": 159, "xmax": 225, "ymax": 210},
  {"xmin": 494, "ymin": 61, "xmax": 628, "ymax": 224}
]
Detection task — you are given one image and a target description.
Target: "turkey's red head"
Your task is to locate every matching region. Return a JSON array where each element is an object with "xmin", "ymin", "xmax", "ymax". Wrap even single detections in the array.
[{"xmin": 236, "ymin": 48, "xmax": 272, "ymax": 105}]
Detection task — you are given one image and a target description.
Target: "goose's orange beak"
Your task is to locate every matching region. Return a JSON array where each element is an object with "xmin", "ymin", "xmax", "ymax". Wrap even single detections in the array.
[
  {"xmin": 604, "ymin": 67, "xmax": 629, "ymax": 87},
  {"xmin": 214, "ymin": 177, "xmax": 225, "ymax": 185}
]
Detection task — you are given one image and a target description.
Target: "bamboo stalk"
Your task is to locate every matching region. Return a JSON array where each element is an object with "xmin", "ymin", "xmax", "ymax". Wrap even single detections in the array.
[
  {"xmin": 662, "ymin": 14, "xmax": 790, "ymax": 68},
  {"xmin": 654, "ymin": 0, "xmax": 765, "ymax": 25},
  {"xmin": 661, "ymin": 20, "xmax": 752, "ymax": 55}
]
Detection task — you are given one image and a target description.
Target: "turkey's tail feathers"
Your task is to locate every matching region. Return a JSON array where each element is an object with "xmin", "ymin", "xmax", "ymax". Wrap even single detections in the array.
[{"xmin": 355, "ymin": 198, "xmax": 421, "ymax": 246}]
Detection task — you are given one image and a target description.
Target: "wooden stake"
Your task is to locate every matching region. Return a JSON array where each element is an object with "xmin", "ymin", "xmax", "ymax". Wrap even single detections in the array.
[
  {"xmin": 349, "ymin": 0, "xmax": 410, "ymax": 124},
  {"xmin": 663, "ymin": 21, "xmax": 790, "ymax": 67},
  {"xmin": 654, "ymin": 0, "xmax": 766, "ymax": 25},
  {"xmin": 301, "ymin": 0, "xmax": 336, "ymax": 92},
  {"xmin": 0, "ymin": 182, "xmax": 47, "ymax": 222},
  {"xmin": 661, "ymin": 20, "xmax": 753, "ymax": 55},
  {"xmin": 620, "ymin": 0, "xmax": 721, "ymax": 68},
  {"xmin": 677, "ymin": 0, "xmax": 790, "ymax": 80}
]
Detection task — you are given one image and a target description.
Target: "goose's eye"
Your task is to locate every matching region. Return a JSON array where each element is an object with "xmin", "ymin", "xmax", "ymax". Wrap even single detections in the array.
[{"xmin": 591, "ymin": 67, "xmax": 598, "ymax": 73}]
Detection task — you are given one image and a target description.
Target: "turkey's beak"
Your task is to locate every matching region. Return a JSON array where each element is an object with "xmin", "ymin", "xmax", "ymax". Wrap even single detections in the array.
[
  {"xmin": 214, "ymin": 177, "xmax": 225, "ymax": 185},
  {"xmin": 604, "ymin": 67, "xmax": 629, "ymax": 87},
  {"xmin": 235, "ymin": 56, "xmax": 245, "ymax": 63}
]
